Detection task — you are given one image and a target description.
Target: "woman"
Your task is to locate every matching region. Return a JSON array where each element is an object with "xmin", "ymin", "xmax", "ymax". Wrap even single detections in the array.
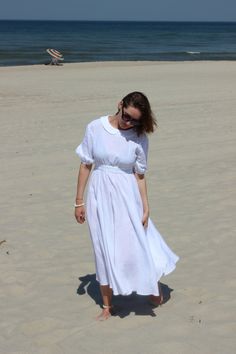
[{"xmin": 74, "ymin": 92, "xmax": 179, "ymax": 321}]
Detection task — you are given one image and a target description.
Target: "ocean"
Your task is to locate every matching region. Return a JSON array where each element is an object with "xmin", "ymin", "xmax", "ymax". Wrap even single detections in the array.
[{"xmin": 0, "ymin": 20, "xmax": 236, "ymax": 66}]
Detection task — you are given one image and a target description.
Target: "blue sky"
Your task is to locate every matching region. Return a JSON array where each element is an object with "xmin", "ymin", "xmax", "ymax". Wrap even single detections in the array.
[{"xmin": 1, "ymin": 0, "xmax": 236, "ymax": 21}]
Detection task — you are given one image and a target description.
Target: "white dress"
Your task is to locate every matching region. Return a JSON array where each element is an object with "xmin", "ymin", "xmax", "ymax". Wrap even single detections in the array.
[{"xmin": 75, "ymin": 115, "xmax": 180, "ymax": 296}]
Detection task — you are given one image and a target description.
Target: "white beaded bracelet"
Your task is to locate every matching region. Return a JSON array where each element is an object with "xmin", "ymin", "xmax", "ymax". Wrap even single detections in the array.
[{"xmin": 74, "ymin": 203, "xmax": 85, "ymax": 208}]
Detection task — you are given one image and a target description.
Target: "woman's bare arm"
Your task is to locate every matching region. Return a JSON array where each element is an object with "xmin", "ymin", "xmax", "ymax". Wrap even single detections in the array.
[
  {"xmin": 75, "ymin": 163, "xmax": 93, "ymax": 224},
  {"xmin": 134, "ymin": 172, "xmax": 149, "ymax": 227}
]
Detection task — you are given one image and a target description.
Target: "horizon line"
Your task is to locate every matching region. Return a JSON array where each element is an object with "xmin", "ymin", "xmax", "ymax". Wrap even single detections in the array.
[{"xmin": 0, "ymin": 19, "xmax": 236, "ymax": 23}]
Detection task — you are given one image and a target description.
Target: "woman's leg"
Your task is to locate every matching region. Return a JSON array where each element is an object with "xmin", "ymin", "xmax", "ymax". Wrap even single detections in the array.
[
  {"xmin": 149, "ymin": 281, "xmax": 164, "ymax": 306},
  {"xmin": 96, "ymin": 285, "xmax": 113, "ymax": 321},
  {"xmin": 100, "ymin": 285, "xmax": 113, "ymax": 306}
]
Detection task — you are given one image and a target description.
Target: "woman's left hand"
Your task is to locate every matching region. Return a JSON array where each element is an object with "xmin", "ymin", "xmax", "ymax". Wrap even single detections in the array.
[{"xmin": 142, "ymin": 210, "xmax": 149, "ymax": 228}]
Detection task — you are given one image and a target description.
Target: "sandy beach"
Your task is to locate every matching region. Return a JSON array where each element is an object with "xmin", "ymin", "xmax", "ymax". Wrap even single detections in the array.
[{"xmin": 0, "ymin": 61, "xmax": 235, "ymax": 354}]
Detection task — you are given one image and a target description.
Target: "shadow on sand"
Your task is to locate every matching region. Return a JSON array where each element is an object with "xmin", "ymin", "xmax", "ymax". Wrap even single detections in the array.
[{"xmin": 77, "ymin": 274, "xmax": 174, "ymax": 319}]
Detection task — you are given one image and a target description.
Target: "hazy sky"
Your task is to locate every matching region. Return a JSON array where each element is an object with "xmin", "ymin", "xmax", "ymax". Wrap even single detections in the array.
[{"xmin": 1, "ymin": 0, "xmax": 236, "ymax": 21}]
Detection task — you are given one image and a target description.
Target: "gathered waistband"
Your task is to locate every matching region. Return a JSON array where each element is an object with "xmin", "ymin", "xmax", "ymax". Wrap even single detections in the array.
[{"xmin": 94, "ymin": 164, "xmax": 134, "ymax": 174}]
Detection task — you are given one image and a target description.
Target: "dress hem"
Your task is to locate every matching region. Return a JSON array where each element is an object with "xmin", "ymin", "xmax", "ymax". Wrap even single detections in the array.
[{"xmin": 95, "ymin": 257, "xmax": 179, "ymax": 296}]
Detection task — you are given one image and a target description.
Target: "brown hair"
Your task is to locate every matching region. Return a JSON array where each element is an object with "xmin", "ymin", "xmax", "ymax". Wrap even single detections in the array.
[{"xmin": 122, "ymin": 91, "xmax": 157, "ymax": 135}]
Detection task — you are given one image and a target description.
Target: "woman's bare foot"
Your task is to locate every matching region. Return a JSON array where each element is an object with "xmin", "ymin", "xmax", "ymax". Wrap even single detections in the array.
[
  {"xmin": 95, "ymin": 306, "xmax": 113, "ymax": 321},
  {"xmin": 149, "ymin": 294, "xmax": 164, "ymax": 307}
]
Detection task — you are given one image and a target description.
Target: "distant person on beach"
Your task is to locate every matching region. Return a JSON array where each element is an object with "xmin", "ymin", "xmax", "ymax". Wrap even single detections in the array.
[{"xmin": 74, "ymin": 91, "xmax": 179, "ymax": 321}]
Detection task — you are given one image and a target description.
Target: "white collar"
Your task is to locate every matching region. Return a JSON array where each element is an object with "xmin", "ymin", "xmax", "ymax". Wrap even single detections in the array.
[{"xmin": 101, "ymin": 115, "xmax": 135, "ymax": 136}]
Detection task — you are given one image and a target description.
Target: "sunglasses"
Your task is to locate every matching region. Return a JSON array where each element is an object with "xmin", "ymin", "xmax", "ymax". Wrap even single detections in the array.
[{"xmin": 121, "ymin": 107, "xmax": 142, "ymax": 126}]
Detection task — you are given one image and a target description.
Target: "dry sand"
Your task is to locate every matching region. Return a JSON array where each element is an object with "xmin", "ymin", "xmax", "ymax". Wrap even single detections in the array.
[{"xmin": 0, "ymin": 61, "xmax": 235, "ymax": 354}]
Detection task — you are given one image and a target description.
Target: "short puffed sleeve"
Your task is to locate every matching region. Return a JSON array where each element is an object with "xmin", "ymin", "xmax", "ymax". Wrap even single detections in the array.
[
  {"xmin": 75, "ymin": 123, "xmax": 94, "ymax": 164},
  {"xmin": 133, "ymin": 134, "xmax": 149, "ymax": 174}
]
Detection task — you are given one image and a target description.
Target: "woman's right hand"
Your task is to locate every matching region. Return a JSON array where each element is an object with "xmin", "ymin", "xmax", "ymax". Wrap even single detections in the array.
[{"xmin": 75, "ymin": 206, "xmax": 86, "ymax": 224}]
